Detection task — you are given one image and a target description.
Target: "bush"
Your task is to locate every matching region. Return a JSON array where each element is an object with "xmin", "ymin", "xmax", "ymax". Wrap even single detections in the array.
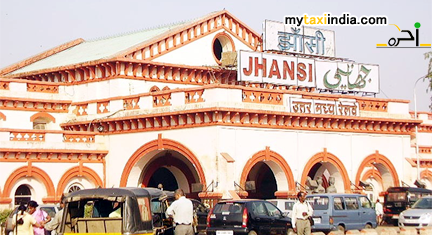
[{"xmin": 0, "ymin": 209, "xmax": 13, "ymax": 224}]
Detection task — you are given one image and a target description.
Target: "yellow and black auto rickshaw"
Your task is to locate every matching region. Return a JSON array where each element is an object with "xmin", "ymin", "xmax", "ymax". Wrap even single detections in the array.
[{"xmin": 60, "ymin": 187, "xmax": 172, "ymax": 235}]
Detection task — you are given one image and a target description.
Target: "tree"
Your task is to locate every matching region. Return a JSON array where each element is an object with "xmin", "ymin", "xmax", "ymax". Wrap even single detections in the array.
[{"xmin": 425, "ymin": 52, "xmax": 432, "ymax": 110}]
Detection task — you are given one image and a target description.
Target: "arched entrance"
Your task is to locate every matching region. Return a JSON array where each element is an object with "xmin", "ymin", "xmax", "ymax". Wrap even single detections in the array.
[
  {"xmin": 140, "ymin": 150, "xmax": 199, "ymax": 195},
  {"xmin": 301, "ymin": 149, "xmax": 351, "ymax": 193},
  {"xmin": 355, "ymin": 151, "xmax": 399, "ymax": 192},
  {"xmin": 240, "ymin": 147, "xmax": 296, "ymax": 198},
  {"xmin": 245, "ymin": 162, "xmax": 277, "ymax": 199},
  {"xmin": 120, "ymin": 135, "xmax": 206, "ymax": 198}
]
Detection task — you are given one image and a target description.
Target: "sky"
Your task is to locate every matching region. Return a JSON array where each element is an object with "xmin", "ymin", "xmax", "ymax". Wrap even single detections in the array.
[{"xmin": 1, "ymin": 0, "xmax": 431, "ymax": 111}]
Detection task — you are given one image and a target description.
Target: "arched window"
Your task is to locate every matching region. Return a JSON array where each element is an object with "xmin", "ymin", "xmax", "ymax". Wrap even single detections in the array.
[
  {"xmin": 31, "ymin": 113, "xmax": 55, "ymax": 130},
  {"xmin": 15, "ymin": 185, "xmax": 31, "ymax": 205},
  {"xmin": 33, "ymin": 117, "xmax": 48, "ymax": 130},
  {"xmin": 67, "ymin": 183, "xmax": 82, "ymax": 193}
]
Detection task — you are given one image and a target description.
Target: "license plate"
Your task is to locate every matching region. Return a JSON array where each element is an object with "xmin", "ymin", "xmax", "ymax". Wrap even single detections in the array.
[
  {"xmin": 392, "ymin": 215, "xmax": 399, "ymax": 219},
  {"xmin": 313, "ymin": 218, "xmax": 321, "ymax": 224},
  {"xmin": 216, "ymin": 231, "xmax": 233, "ymax": 235}
]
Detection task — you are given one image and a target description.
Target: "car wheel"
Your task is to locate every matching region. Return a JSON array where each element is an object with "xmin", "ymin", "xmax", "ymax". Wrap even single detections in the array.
[
  {"xmin": 248, "ymin": 230, "xmax": 258, "ymax": 235},
  {"xmin": 337, "ymin": 225, "xmax": 345, "ymax": 232},
  {"xmin": 364, "ymin": 223, "xmax": 372, "ymax": 229}
]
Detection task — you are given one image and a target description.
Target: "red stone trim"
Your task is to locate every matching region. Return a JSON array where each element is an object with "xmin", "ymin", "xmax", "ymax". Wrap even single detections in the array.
[
  {"xmin": 360, "ymin": 169, "xmax": 383, "ymax": 187},
  {"xmin": 1, "ymin": 166, "xmax": 56, "ymax": 204},
  {"xmin": 418, "ymin": 124, "xmax": 432, "ymax": 133},
  {"xmin": 355, "ymin": 151, "xmax": 399, "ymax": 187},
  {"xmin": 421, "ymin": 169, "xmax": 432, "ymax": 181},
  {"xmin": 406, "ymin": 158, "xmax": 432, "ymax": 168},
  {"xmin": 0, "ymin": 38, "xmax": 84, "ymax": 75},
  {"xmin": 30, "ymin": 112, "xmax": 56, "ymax": 123},
  {"xmin": 27, "ymin": 83, "xmax": 59, "ymax": 93},
  {"xmin": 301, "ymin": 149, "xmax": 351, "ymax": 193},
  {"xmin": 57, "ymin": 166, "xmax": 103, "ymax": 199},
  {"xmin": 61, "ymin": 107, "xmax": 419, "ymax": 135},
  {"xmin": 0, "ymin": 81, "xmax": 9, "ymax": 90},
  {"xmin": 0, "ymin": 112, "xmax": 5, "ymax": 121},
  {"xmin": 0, "ymin": 148, "xmax": 107, "ymax": 163},
  {"xmin": 0, "ymin": 96, "xmax": 70, "ymax": 113},
  {"xmin": 120, "ymin": 137, "xmax": 206, "ymax": 189},
  {"xmin": 122, "ymin": 10, "xmax": 260, "ymax": 61}
]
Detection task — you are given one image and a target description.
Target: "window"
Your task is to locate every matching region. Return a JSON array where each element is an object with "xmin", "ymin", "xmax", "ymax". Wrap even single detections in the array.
[
  {"xmin": 15, "ymin": 185, "xmax": 31, "ymax": 205},
  {"xmin": 251, "ymin": 202, "xmax": 267, "ymax": 216},
  {"xmin": 264, "ymin": 202, "xmax": 282, "ymax": 217},
  {"xmin": 344, "ymin": 197, "xmax": 359, "ymax": 210},
  {"xmin": 212, "ymin": 33, "xmax": 235, "ymax": 65},
  {"xmin": 334, "ymin": 197, "xmax": 345, "ymax": 210},
  {"xmin": 307, "ymin": 196, "xmax": 329, "ymax": 210},
  {"xmin": 68, "ymin": 184, "xmax": 82, "ymax": 193},
  {"xmin": 359, "ymin": 196, "xmax": 372, "ymax": 208}
]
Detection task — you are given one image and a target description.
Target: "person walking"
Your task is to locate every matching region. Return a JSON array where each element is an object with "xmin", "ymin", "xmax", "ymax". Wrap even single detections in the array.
[
  {"xmin": 27, "ymin": 201, "xmax": 50, "ymax": 235},
  {"xmin": 292, "ymin": 191, "xmax": 313, "ymax": 235},
  {"xmin": 44, "ymin": 196, "xmax": 66, "ymax": 235},
  {"xmin": 375, "ymin": 199, "xmax": 383, "ymax": 225},
  {"xmin": 12, "ymin": 204, "xmax": 42, "ymax": 235},
  {"xmin": 166, "ymin": 189, "xmax": 194, "ymax": 235}
]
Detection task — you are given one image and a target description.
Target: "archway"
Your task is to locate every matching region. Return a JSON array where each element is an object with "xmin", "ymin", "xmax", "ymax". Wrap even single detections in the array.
[
  {"xmin": 2, "ymin": 166, "xmax": 56, "ymax": 203},
  {"xmin": 120, "ymin": 135, "xmax": 206, "ymax": 198},
  {"xmin": 355, "ymin": 151, "xmax": 399, "ymax": 191},
  {"xmin": 420, "ymin": 169, "xmax": 432, "ymax": 189},
  {"xmin": 240, "ymin": 147, "xmax": 296, "ymax": 198},
  {"xmin": 301, "ymin": 149, "xmax": 351, "ymax": 193},
  {"xmin": 57, "ymin": 166, "xmax": 103, "ymax": 199}
]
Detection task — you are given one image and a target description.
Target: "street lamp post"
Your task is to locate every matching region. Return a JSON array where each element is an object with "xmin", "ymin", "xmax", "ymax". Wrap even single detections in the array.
[{"xmin": 414, "ymin": 75, "xmax": 427, "ymax": 181}]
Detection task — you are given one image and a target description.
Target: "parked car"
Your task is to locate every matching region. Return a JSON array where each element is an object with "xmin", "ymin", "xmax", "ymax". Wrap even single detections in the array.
[
  {"xmin": 267, "ymin": 199, "xmax": 296, "ymax": 218},
  {"xmin": 206, "ymin": 199, "xmax": 292, "ymax": 235},
  {"xmin": 306, "ymin": 193, "xmax": 377, "ymax": 233},
  {"xmin": 5, "ymin": 204, "xmax": 60, "ymax": 235},
  {"xmin": 398, "ymin": 196, "xmax": 432, "ymax": 228},
  {"xmin": 383, "ymin": 187, "xmax": 431, "ymax": 225}
]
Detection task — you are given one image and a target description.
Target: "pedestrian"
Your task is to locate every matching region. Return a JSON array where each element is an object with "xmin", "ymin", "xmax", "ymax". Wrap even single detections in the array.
[
  {"xmin": 292, "ymin": 191, "xmax": 313, "ymax": 235},
  {"xmin": 12, "ymin": 204, "xmax": 42, "ymax": 235},
  {"xmin": 166, "ymin": 189, "xmax": 194, "ymax": 235},
  {"xmin": 375, "ymin": 199, "xmax": 383, "ymax": 225},
  {"xmin": 44, "ymin": 195, "xmax": 66, "ymax": 235},
  {"xmin": 27, "ymin": 201, "xmax": 51, "ymax": 235}
]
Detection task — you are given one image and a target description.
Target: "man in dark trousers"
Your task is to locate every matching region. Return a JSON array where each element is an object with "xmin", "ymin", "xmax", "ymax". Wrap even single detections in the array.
[
  {"xmin": 292, "ymin": 191, "xmax": 313, "ymax": 235},
  {"xmin": 166, "ymin": 189, "xmax": 194, "ymax": 235}
]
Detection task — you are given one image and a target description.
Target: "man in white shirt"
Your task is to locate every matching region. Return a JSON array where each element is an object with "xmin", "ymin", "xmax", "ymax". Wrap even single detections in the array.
[
  {"xmin": 166, "ymin": 189, "xmax": 194, "ymax": 235},
  {"xmin": 292, "ymin": 191, "xmax": 313, "ymax": 235},
  {"xmin": 375, "ymin": 199, "xmax": 383, "ymax": 225},
  {"xmin": 44, "ymin": 196, "xmax": 65, "ymax": 235}
]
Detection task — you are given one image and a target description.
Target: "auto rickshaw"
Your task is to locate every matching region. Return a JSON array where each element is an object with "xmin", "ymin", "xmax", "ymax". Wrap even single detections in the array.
[{"xmin": 60, "ymin": 187, "xmax": 171, "ymax": 235}]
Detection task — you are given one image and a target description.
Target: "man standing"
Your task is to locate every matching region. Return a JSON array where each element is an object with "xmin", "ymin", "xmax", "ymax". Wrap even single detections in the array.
[
  {"xmin": 44, "ymin": 195, "xmax": 65, "ymax": 235},
  {"xmin": 375, "ymin": 199, "xmax": 383, "ymax": 225},
  {"xmin": 292, "ymin": 191, "xmax": 313, "ymax": 235},
  {"xmin": 166, "ymin": 189, "xmax": 194, "ymax": 235}
]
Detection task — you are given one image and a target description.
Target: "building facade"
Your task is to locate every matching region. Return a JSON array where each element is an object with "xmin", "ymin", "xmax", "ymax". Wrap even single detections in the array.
[{"xmin": 0, "ymin": 10, "xmax": 431, "ymax": 209}]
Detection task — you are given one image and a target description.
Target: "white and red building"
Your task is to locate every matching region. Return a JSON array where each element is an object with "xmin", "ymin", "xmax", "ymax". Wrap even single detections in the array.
[{"xmin": 0, "ymin": 10, "xmax": 431, "ymax": 209}]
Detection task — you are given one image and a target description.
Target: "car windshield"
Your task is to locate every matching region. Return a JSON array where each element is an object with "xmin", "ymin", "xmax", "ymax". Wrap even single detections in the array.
[
  {"xmin": 387, "ymin": 192, "xmax": 406, "ymax": 202},
  {"xmin": 411, "ymin": 197, "xmax": 432, "ymax": 209}
]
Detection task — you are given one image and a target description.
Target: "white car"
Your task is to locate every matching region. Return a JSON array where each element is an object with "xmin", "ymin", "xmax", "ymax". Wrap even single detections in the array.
[
  {"xmin": 398, "ymin": 196, "xmax": 432, "ymax": 228},
  {"xmin": 267, "ymin": 199, "xmax": 296, "ymax": 218}
]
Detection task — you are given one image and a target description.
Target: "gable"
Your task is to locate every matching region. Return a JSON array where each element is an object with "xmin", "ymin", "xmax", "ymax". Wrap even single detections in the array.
[
  {"xmin": 2, "ymin": 10, "xmax": 260, "ymax": 77},
  {"xmin": 120, "ymin": 10, "xmax": 261, "ymax": 62},
  {"xmin": 152, "ymin": 29, "xmax": 252, "ymax": 66}
]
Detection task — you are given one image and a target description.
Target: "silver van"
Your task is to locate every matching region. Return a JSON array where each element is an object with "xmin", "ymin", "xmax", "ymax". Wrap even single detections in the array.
[{"xmin": 306, "ymin": 193, "xmax": 377, "ymax": 232}]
